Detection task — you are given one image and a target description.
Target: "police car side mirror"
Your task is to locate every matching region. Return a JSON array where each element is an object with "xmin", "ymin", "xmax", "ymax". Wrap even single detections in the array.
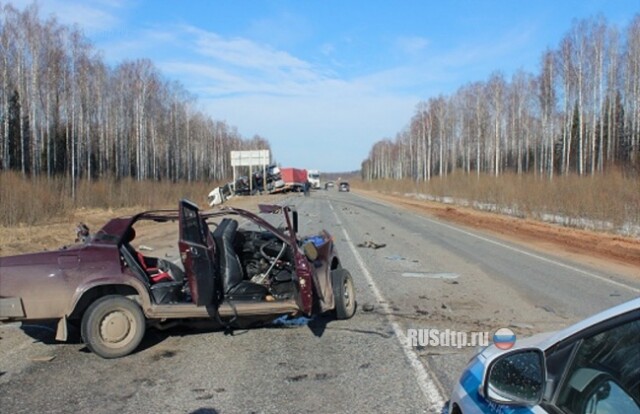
[{"xmin": 484, "ymin": 349, "xmax": 545, "ymax": 406}]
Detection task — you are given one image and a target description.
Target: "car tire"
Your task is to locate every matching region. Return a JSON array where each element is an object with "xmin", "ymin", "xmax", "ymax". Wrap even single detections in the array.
[
  {"xmin": 332, "ymin": 268, "xmax": 356, "ymax": 319},
  {"xmin": 81, "ymin": 295, "xmax": 146, "ymax": 359}
]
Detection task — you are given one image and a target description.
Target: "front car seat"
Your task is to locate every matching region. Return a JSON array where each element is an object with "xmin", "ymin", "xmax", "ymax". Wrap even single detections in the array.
[{"xmin": 212, "ymin": 218, "xmax": 269, "ymax": 301}]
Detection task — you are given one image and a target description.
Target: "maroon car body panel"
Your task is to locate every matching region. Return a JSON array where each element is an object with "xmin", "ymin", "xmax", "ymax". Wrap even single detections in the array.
[
  {"xmin": 0, "ymin": 244, "xmax": 139, "ymax": 320},
  {"xmin": 0, "ymin": 201, "xmax": 339, "ymax": 329}
]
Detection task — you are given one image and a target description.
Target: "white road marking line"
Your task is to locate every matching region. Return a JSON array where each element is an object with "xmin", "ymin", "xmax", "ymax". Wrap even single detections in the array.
[
  {"xmin": 355, "ymin": 193, "xmax": 640, "ymax": 294},
  {"xmin": 329, "ymin": 201, "xmax": 446, "ymax": 411},
  {"xmin": 422, "ymin": 217, "xmax": 640, "ymax": 294}
]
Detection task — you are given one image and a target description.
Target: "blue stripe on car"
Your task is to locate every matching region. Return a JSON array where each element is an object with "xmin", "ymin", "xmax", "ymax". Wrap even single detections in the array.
[{"xmin": 459, "ymin": 359, "xmax": 535, "ymax": 414}]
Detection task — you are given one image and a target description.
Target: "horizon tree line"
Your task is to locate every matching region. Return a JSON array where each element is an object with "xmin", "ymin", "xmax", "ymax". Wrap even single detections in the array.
[
  {"xmin": 0, "ymin": 3, "xmax": 271, "ymax": 198},
  {"xmin": 362, "ymin": 14, "xmax": 640, "ymax": 181}
]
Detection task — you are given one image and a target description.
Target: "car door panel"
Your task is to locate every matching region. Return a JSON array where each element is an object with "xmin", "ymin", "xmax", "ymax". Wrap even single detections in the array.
[{"xmin": 179, "ymin": 200, "xmax": 221, "ymax": 308}]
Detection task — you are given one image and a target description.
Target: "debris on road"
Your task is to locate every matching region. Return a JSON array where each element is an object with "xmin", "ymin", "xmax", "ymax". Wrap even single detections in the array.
[
  {"xmin": 357, "ymin": 240, "xmax": 386, "ymax": 249},
  {"xmin": 138, "ymin": 245, "xmax": 154, "ymax": 251},
  {"xmin": 414, "ymin": 306, "xmax": 429, "ymax": 316},
  {"xmin": 286, "ymin": 374, "xmax": 308, "ymax": 383},
  {"xmin": 509, "ymin": 322, "xmax": 535, "ymax": 329},
  {"xmin": 537, "ymin": 304, "xmax": 556, "ymax": 314},
  {"xmin": 401, "ymin": 272, "xmax": 459, "ymax": 279},
  {"xmin": 362, "ymin": 304, "xmax": 375, "ymax": 312},
  {"xmin": 271, "ymin": 315, "xmax": 311, "ymax": 327},
  {"xmin": 29, "ymin": 355, "xmax": 55, "ymax": 362}
]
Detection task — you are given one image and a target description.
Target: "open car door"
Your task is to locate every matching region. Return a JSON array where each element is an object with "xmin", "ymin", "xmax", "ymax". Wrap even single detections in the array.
[{"xmin": 178, "ymin": 200, "xmax": 222, "ymax": 308}]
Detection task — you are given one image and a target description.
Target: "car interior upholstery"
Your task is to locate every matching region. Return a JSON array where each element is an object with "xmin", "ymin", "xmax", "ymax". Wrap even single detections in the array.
[{"xmin": 212, "ymin": 218, "xmax": 269, "ymax": 301}]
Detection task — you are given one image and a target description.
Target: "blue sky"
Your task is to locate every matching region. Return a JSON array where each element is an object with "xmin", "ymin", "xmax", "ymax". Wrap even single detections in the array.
[{"xmin": 12, "ymin": 0, "xmax": 639, "ymax": 172}]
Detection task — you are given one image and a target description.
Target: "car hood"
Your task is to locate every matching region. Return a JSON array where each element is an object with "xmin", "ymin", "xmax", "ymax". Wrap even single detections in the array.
[{"xmin": 479, "ymin": 331, "xmax": 557, "ymax": 361}]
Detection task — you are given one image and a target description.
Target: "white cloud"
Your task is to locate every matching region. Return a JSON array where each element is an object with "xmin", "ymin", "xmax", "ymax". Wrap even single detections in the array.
[
  {"xmin": 10, "ymin": 0, "xmax": 124, "ymax": 33},
  {"xmin": 157, "ymin": 27, "xmax": 421, "ymax": 169},
  {"xmin": 395, "ymin": 35, "xmax": 430, "ymax": 55},
  {"xmin": 42, "ymin": 14, "xmax": 534, "ymax": 169},
  {"xmin": 244, "ymin": 11, "xmax": 312, "ymax": 48},
  {"xmin": 186, "ymin": 26, "xmax": 313, "ymax": 73},
  {"xmin": 320, "ymin": 43, "xmax": 335, "ymax": 56},
  {"xmin": 112, "ymin": 25, "xmax": 425, "ymax": 170}
]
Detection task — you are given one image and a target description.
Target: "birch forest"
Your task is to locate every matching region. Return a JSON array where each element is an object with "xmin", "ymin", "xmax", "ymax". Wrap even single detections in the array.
[
  {"xmin": 362, "ymin": 15, "xmax": 640, "ymax": 181},
  {"xmin": 0, "ymin": 4, "xmax": 270, "ymax": 194}
]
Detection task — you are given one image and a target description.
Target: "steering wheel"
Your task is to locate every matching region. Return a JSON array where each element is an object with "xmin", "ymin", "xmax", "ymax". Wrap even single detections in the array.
[{"xmin": 260, "ymin": 239, "xmax": 282, "ymax": 262}]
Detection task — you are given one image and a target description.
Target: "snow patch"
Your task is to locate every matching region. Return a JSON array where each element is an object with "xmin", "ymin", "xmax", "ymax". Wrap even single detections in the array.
[{"xmin": 403, "ymin": 192, "xmax": 640, "ymax": 238}]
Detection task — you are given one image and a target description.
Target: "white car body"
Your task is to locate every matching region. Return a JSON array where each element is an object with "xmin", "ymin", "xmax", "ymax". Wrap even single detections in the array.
[
  {"xmin": 449, "ymin": 297, "xmax": 640, "ymax": 414},
  {"xmin": 207, "ymin": 182, "xmax": 235, "ymax": 206}
]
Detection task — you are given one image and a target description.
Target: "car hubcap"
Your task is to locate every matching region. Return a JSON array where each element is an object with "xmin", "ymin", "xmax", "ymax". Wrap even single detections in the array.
[
  {"xmin": 101, "ymin": 310, "xmax": 132, "ymax": 344},
  {"xmin": 344, "ymin": 280, "xmax": 352, "ymax": 308}
]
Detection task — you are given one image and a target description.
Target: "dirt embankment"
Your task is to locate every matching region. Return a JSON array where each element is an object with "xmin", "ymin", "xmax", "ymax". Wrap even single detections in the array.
[
  {"xmin": 0, "ymin": 194, "xmax": 287, "ymax": 257},
  {"xmin": 358, "ymin": 189, "xmax": 640, "ymax": 275}
]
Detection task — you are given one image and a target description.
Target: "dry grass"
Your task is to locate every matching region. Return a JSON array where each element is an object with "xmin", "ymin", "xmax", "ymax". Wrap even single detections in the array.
[
  {"xmin": 0, "ymin": 172, "xmax": 219, "ymax": 227},
  {"xmin": 0, "ymin": 175, "xmax": 286, "ymax": 256},
  {"xmin": 356, "ymin": 171, "xmax": 640, "ymax": 235},
  {"xmin": 2, "ymin": 170, "xmax": 638, "ymax": 235}
]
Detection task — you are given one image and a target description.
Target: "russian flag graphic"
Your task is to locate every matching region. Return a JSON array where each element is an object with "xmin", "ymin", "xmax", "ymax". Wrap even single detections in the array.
[{"xmin": 493, "ymin": 328, "xmax": 516, "ymax": 350}]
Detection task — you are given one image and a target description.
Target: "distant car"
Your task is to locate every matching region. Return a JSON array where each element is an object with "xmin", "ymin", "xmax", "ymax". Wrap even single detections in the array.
[
  {"xmin": 449, "ymin": 297, "xmax": 640, "ymax": 414},
  {"xmin": 0, "ymin": 200, "xmax": 356, "ymax": 358},
  {"xmin": 339, "ymin": 182, "xmax": 350, "ymax": 192}
]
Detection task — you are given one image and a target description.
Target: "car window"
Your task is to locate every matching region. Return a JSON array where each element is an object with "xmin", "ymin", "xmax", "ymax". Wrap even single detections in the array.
[
  {"xmin": 182, "ymin": 205, "xmax": 206, "ymax": 245},
  {"xmin": 555, "ymin": 318, "xmax": 640, "ymax": 413}
]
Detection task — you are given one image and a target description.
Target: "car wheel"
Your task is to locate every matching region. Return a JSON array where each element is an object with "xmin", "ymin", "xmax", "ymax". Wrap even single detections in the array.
[
  {"xmin": 332, "ymin": 268, "xmax": 356, "ymax": 319},
  {"xmin": 81, "ymin": 295, "xmax": 146, "ymax": 359}
]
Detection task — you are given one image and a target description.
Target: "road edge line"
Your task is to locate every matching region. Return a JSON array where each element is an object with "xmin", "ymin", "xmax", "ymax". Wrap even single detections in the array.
[
  {"xmin": 353, "ymin": 192, "xmax": 640, "ymax": 294},
  {"xmin": 329, "ymin": 201, "xmax": 446, "ymax": 411}
]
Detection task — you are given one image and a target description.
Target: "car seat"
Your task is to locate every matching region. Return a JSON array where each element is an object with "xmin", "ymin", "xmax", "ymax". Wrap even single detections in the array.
[{"xmin": 212, "ymin": 218, "xmax": 269, "ymax": 300}]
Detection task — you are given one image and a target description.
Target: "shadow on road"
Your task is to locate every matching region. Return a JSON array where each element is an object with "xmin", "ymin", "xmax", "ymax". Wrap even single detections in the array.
[
  {"xmin": 18, "ymin": 310, "xmax": 357, "ymax": 356},
  {"xmin": 20, "ymin": 321, "xmax": 83, "ymax": 345}
]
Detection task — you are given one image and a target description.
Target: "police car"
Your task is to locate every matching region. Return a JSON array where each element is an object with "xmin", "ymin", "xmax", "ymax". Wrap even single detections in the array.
[{"xmin": 449, "ymin": 297, "xmax": 640, "ymax": 414}]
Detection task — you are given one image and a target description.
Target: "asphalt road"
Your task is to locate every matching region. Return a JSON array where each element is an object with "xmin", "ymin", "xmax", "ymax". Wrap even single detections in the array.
[{"xmin": 1, "ymin": 189, "xmax": 638, "ymax": 413}]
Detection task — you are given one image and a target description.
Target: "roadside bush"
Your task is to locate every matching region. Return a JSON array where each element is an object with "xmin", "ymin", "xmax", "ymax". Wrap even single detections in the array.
[
  {"xmin": 356, "ymin": 171, "xmax": 640, "ymax": 235},
  {"xmin": 0, "ymin": 172, "xmax": 220, "ymax": 227}
]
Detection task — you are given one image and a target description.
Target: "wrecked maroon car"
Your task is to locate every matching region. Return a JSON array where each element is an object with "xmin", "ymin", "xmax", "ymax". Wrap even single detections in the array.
[{"xmin": 0, "ymin": 200, "xmax": 356, "ymax": 358}]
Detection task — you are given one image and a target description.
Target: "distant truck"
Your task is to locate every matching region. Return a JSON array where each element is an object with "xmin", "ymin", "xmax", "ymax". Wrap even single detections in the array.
[
  {"xmin": 307, "ymin": 170, "xmax": 320, "ymax": 189},
  {"xmin": 271, "ymin": 167, "xmax": 308, "ymax": 193}
]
